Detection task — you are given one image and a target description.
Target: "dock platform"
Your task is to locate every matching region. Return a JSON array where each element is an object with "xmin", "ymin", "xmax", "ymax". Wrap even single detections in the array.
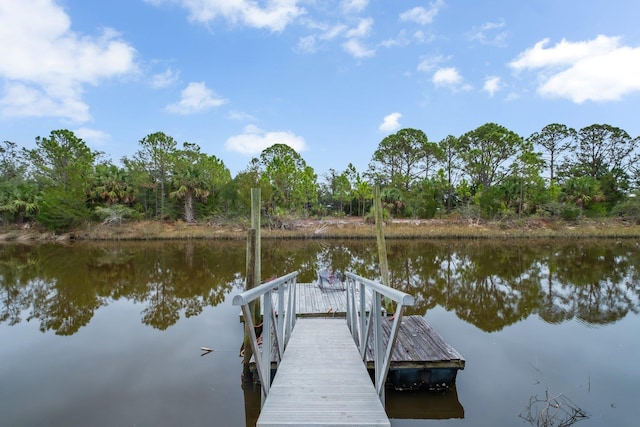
[
  {"xmin": 257, "ymin": 318, "xmax": 390, "ymax": 427},
  {"xmin": 250, "ymin": 283, "xmax": 465, "ymax": 391},
  {"xmin": 365, "ymin": 315, "xmax": 465, "ymax": 390},
  {"xmin": 267, "ymin": 282, "xmax": 372, "ymax": 317}
]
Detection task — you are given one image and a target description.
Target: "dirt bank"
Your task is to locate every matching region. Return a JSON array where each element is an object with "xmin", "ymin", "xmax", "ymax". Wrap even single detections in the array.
[{"xmin": 2, "ymin": 216, "xmax": 639, "ymax": 241}]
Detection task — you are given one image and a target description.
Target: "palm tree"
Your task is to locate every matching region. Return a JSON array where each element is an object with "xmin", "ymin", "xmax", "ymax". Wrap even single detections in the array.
[
  {"xmin": 0, "ymin": 183, "xmax": 39, "ymax": 223},
  {"xmin": 90, "ymin": 164, "xmax": 136, "ymax": 206},
  {"xmin": 353, "ymin": 176, "xmax": 372, "ymax": 217},
  {"xmin": 170, "ymin": 144, "xmax": 230, "ymax": 223},
  {"xmin": 380, "ymin": 186, "xmax": 405, "ymax": 217},
  {"xmin": 561, "ymin": 176, "xmax": 604, "ymax": 212},
  {"xmin": 170, "ymin": 166, "xmax": 210, "ymax": 223}
]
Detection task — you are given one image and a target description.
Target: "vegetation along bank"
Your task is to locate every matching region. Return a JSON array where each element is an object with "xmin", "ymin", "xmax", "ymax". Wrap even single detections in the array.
[{"xmin": 2, "ymin": 122, "xmax": 640, "ymax": 237}]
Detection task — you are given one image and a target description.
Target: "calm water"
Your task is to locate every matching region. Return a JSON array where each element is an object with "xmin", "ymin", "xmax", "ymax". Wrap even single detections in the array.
[{"xmin": 1, "ymin": 239, "xmax": 639, "ymax": 426}]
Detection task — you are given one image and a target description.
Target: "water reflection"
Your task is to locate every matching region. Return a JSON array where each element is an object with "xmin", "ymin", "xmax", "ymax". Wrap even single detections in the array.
[
  {"xmin": 363, "ymin": 240, "xmax": 638, "ymax": 330},
  {"xmin": 241, "ymin": 380, "xmax": 464, "ymax": 423},
  {"xmin": 0, "ymin": 241, "xmax": 246, "ymax": 333},
  {"xmin": 1, "ymin": 240, "xmax": 639, "ymax": 335},
  {"xmin": 385, "ymin": 387, "xmax": 464, "ymax": 420}
]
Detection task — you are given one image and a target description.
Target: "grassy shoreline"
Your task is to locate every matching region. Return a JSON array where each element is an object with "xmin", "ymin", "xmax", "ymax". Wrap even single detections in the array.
[{"xmin": 2, "ymin": 217, "xmax": 640, "ymax": 241}]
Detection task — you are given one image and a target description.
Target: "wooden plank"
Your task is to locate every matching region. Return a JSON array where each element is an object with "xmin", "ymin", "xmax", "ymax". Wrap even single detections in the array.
[
  {"xmin": 244, "ymin": 283, "xmax": 374, "ymax": 320},
  {"xmin": 364, "ymin": 315, "xmax": 465, "ymax": 369},
  {"xmin": 247, "ymin": 285, "xmax": 464, "ymax": 378},
  {"xmin": 251, "ymin": 317, "xmax": 463, "ymax": 370},
  {"xmin": 294, "ymin": 284, "xmax": 357, "ymax": 316},
  {"xmin": 258, "ymin": 318, "xmax": 390, "ymax": 427}
]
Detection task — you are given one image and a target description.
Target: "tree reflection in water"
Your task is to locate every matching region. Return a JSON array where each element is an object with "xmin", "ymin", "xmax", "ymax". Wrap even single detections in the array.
[{"xmin": 1, "ymin": 239, "xmax": 639, "ymax": 334}]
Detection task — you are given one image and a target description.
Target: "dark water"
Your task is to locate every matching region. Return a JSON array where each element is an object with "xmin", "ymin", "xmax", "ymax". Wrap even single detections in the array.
[{"xmin": 1, "ymin": 239, "xmax": 638, "ymax": 426}]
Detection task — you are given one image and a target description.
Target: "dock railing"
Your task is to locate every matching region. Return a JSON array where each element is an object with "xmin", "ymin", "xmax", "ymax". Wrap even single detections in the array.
[
  {"xmin": 233, "ymin": 271, "xmax": 299, "ymax": 401},
  {"xmin": 344, "ymin": 272, "xmax": 415, "ymax": 403}
]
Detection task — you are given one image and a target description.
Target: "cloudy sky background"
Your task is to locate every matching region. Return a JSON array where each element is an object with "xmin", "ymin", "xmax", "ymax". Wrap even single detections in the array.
[{"xmin": 1, "ymin": 0, "xmax": 640, "ymax": 176}]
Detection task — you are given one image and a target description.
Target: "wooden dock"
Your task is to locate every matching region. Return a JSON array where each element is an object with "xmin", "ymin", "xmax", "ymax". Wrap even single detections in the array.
[
  {"xmin": 365, "ymin": 315, "xmax": 465, "ymax": 390},
  {"xmin": 257, "ymin": 318, "xmax": 390, "ymax": 427},
  {"xmin": 250, "ymin": 282, "xmax": 465, "ymax": 391},
  {"xmin": 245, "ymin": 283, "xmax": 371, "ymax": 318},
  {"xmin": 235, "ymin": 273, "xmax": 465, "ymax": 426}
]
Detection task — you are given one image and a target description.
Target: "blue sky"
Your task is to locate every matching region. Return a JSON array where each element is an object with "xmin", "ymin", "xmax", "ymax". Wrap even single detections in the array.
[{"xmin": 2, "ymin": 0, "xmax": 640, "ymax": 178}]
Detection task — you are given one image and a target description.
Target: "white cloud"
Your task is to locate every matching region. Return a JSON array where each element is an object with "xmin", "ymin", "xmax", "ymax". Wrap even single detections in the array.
[
  {"xmin": 412, "ymin": 30, "xmax": 435, "ymax": 44},
  {"xmin": 483, "ymin": 76, "xmax": 501, "ymax": 97},
  {"xmin": 227, "ymin": 110, "xmax": 257, "ymax": 121},
  {"xmin": 343, "ymin": 39, "xmax": 375, "ymax": 58},
  {"xmin": 341, "ymin": 0, "xmax": 368, "ymax": 14},
  {"xmin": 432, "ymin": 67, "xmax": 472, "ymax": 92},
  {"xmin": 299, "ymin": 15, "xmax": 378, "ymax": 57},
  {"xmin": 417, "ymin": 54, "xmax": 448, "ymax": 72},
  {"xmin": 150, "ymin": 68, "xmax": 179, "ymax": 89},
  {"xmin": 345, "ymin": 18, "xmax": 373, "ymax": 39},
  {"xmin": 74, "ymin": 127, "xmax": 110, "ymax": 147},
  {"xmin": 510, "ymin": 35, "xmax": 618, "ymax": 70},
  {"xmin": 295, "ymin": 23, "xmax": 348, "ymax": 54},
  {"xmin": 165, "ymin": 82, "xmax": 227, "ymax": 114},
  {"xmin": 433, "ymin": 67, "xmax": 462, "ymax": 86},
  {"xmin": 509, "ymin": 35, "xmax": 640, "ymax": 103},
  {"xmin": 379, "ymin": 112, "xmax": 402, "ymax": 132},
  {"xmin": 0, "ymin": 0, "xmax": 138, "ymax": 122},
  {"xmin": 225, "ymin": 124, "xmax": 306, "ymax": 155},
  {"xmin": 146, "ymin": 0, "xmax": 305, "ymax": 32},
  {"xmin": 341, "ymin": 18, "xmax": 375, "ymax": 58},
  {"xmin": 399, "ymin": 0, "xmax": 444, "ymax": 25},
  {"xmin": 321, "ymin": 24, "xmax": 348, "ymax": 40},
  {"xmin": 469, "ymin": 18, "xmax": 507, "ymax": 46},
  {"xmin": 380, "ymin": 30, "xmax": 410, "ymax": 48},
  {"xmin": 0, "ymin": 82, "xmax": 90, "ymax": 121}
]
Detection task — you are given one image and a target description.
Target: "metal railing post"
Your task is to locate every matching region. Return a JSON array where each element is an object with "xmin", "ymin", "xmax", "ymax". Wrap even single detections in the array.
[
  {"xmin": 359, "ymin": 282, "xmax": 367, "ymax": 358},
  {"xmin": 233, "ymin": 271, "xmax": 299, "ymax": 404},
  {"xmin": 262, "ymin": 286, "xmax": 272, "ymax": 397},
  {"xmin": 343, "ymin": 272, "xmax": 414, "ymax": 405},
  {"xmin": 373, "ymin": 290, "xmax": 383, "ymax": 401}
]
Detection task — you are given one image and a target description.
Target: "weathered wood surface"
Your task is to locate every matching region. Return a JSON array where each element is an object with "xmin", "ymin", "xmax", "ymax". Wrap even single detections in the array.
[
  {"xmin": 364, "ymin": 315, "xmax": 465, "ymax": 369},
  {"xmin": 248, "ymin": 283, "xmax": 464, "ymax": 370},
  {"xmin": 252, "ymin": 314, "xmax": 465, "ymax": 371},
  {"xmin": 257, "ymin": 318, "xmax": 390, "ymax": 427},
  {"xmin": 245, "ymin": 283, "xmax": 373, "ymax": 318}
]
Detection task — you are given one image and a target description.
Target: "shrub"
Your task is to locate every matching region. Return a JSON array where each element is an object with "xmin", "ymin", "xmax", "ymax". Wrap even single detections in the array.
[
  {"xmin": 560, "ymin": 205, "xmax": 581, "ymax": 222},
  {"xmin": 94, "ymin": 205, "xmax": 140, "ymax": 225},
  {"xmin": 611, "ymin": 195, "xmax": 640, "ymax": 224},
  {"xmin": 37, "ymin": 187, "xmax": 89, "ymax": 232}
]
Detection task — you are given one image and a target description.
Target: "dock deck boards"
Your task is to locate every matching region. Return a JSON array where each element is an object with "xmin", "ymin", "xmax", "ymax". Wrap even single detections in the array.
[
  {"xmin": 268, "ymin": 282, "xmax": 372, "ymax": 317},
  {"xmin": 251, "ymin": 283, "xmax": 464, "ymax": 370},
  {"xmin": 257, "ymin": 318, "xmax": 390, "ymax": 427},
  {"xmin": 241, "ymin": 283, "xmax": 376, "ymax": 319},
  {"xmin": 249, "ymin": 281, "xmax": 465, "ymax": 391},
  {"xmin": 254, "ymin": 315, "xmax": 464, "ymax": 370},
  {"xmin": 365, "ymin": 315, "xmax": 465, "ymax": 370}
]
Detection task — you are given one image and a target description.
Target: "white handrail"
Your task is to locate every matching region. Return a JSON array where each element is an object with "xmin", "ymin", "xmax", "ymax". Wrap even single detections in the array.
[
  {"xmin": 344, "ymin": 271, "xmax": 414, "ymax": 404},
  {"xmin": 233, "ymin": 271, "xmax": 298, "ymax": 401}
]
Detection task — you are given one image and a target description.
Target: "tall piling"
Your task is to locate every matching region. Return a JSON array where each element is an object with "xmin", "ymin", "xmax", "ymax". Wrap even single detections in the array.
[
  {"xmin": 374, "ymin": 185, "xmax": 393, "ymax": 314},
  {"xmin": 242, "ymin": 189, "xmax": 262, "ymax": 371}
]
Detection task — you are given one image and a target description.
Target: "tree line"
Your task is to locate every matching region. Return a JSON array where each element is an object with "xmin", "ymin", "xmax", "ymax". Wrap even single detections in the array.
[{"xmin": 1, "ymin": 122, "xmax": 639, "ymax": 231}]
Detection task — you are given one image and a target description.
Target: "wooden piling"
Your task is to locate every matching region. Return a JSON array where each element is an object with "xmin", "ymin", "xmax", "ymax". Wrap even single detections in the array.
[
  {"xmin": 251, "ymin": 188, "xmax": 261, "ymax": 286},
  {"xmin": 243, "ymin": 188, "xmax": 262, "ymax": 370},
  {"xmin": 243, "ymin": 228, "xmax": 257, "ymax": 367},
  {"xmin": 374, "ymin": 185, "xmax": 393, "ymax": 314},
  {"xmin": 373, "ymin": 185, "xmax": 389, "ymax": 287}
]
